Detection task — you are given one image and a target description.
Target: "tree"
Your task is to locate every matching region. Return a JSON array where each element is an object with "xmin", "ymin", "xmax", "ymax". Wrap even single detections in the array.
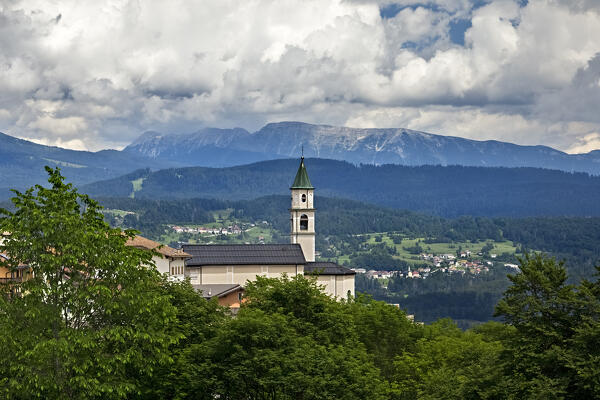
[
  {"xmin": 349, "ymin": 294, "xmax": 420, "ymax": 380},
  {"xmin": 0, "ymin": 167, "xmax": 178, "ymax": 400},
  {"xmin": 202, "ymin": 275, "xmax": 387, "ymax": 399},
  {"xmin": 494, "ymin": 253, "xmax": 600, "ymax": 399},
  {"xmin": 138, "ymin": 280, "xmax": 227, "ymax": 400},
  {"xmin": 391, "ymin": 319, "xmax": 508, "ymax": 400},
  {"xmin": 242, "ymin": 274, "xmax": 355, "ymax": 345}
]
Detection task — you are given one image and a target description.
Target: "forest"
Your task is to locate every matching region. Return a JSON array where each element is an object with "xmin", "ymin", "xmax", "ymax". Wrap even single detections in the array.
[
  {"xmin": 82, "ymin": 159, "xmax": 600, "ymax": 217},
  {"xmin": 92, "ymin": 194, "xmax": 600, "ymax": 326},
  {"xmin": 1, "ymin": 168, "xmax": 599, "ymax": 399},
  {"xmin": 97, "ymin": 194, "xmax": 600, "ymax": 280}
]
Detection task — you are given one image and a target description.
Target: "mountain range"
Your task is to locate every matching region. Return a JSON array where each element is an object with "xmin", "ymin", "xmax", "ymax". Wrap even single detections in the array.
[
  {"xmin": 3, "ymin": 121, "xmax": 600, "ymax": 200},
  {"xmin": 82, "ymin": 159, "xmax": 600, "ymax": 218},
  {"xmin": 0, "ymin": 131, "xmax": 178, "ymax": 198},
  {"xmin": 124, "ymin": 121, "xmax": 600, "ymax": 173}
]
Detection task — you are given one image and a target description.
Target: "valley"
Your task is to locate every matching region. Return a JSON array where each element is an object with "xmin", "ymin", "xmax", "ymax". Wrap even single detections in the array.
[{"xmin": 98, "ymin": 194, "xmax": 600, "ymax": 327}]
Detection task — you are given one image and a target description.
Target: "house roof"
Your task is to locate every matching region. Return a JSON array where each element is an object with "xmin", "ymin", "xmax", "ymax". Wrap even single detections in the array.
[
  {"xmin": 290, "ymin": 157, "xmax": 314, "ymax": 189},
  {"xmin": 183, "ymin": 244, "xmax": 306, "ymax": 266},
  {"xmin": 126, "ymin": 235, "xmax": 191, "ymax": 258},
  {"xmin": 304, "ymin": 262, "xmax": 356, "ymax": 276},
  {"xmin": 193, "ymin": 283, "xmax": 243, "ymax": 298}
]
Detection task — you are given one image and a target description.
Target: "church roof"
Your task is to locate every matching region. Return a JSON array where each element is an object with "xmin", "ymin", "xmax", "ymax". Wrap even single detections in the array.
[
  {"xmin": 183, "ymin": 244, "xmax": 306, "ymax": 266},
  {"xmin": 304, "ymin": 262, "xmax": 356, "ymax": 276},
  {"xmin": 290, "ymin": 157, "xmax": 314, "ymax": 189}
]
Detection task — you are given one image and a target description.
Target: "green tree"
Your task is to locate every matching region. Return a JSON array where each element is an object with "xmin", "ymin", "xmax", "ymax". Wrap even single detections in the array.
[
  {"xmin": 202, "ymin": 308, "xmax": 386, "ymax": 400},
  {"xmin": 0, "ymin": 167, "xmax": 178, "ymax": 400},
  {"xmin": 495, "ymin": 253, "xmax": 600, "ymax": 399},
  {"xmin": 349, "ymin": 294, "xmax": 420, "ymax": 380},
  {"xmin": 391, "ymin": 319, "xmax": 507, "ymax": 400},
  {"xmin": 139, "ymin": 280, "xmax": 227, "ymax": 400},
  {"xmin": 209, "ymin": 274, "xmax": 388, "ymax": 399},
  {"xmin": 242, "ymin": 274, "xmax": 355, "ymax": 345}
]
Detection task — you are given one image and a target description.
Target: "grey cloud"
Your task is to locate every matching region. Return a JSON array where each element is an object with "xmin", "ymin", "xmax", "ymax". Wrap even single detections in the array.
[
  {"xmin": 0, "ymin": 0, "xmax": 599, "ymax": 153},
  {"xmin": 534, "ymin": 53, "xmax": 600, "ymax": 124}
]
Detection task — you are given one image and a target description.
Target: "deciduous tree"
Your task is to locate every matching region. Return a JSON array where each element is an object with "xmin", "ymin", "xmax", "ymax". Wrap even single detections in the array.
[{"xmin": 0, "ymin": 167, "xmax": 178, "ymax": 400}]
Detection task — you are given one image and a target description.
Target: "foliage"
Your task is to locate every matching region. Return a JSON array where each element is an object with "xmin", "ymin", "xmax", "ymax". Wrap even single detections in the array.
[
  {"xmin": 195, "ymin": 275, "xmax": 389, "ymax": 399},
  {"xmin": 494, "ymin": 254, "xmax": 600, "ymax": 399},
  {"xmin": 0, "ymin": 167, "xmax": 178, "ymax": 399},
  {"xmin": 391, "ymin": 319, "xmax": 508, "ymax": 400},
  {"xmin": 137, "ymin": 280, "xmax": 227, "ymax": 399}
]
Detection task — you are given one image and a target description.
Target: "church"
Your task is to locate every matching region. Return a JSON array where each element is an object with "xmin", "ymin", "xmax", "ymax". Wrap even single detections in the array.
[{"xmin": 180, "ymin": 157, "xmax": 356, "ymax": 303}]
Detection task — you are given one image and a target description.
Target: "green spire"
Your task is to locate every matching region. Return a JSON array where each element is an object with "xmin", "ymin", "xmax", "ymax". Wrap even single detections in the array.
[{"xmin": 291, "ymin": 157, "xmax": 314, "ymax": 189}]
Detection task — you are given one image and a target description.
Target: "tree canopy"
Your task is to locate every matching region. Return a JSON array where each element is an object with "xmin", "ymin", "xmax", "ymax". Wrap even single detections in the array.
[{"xmin": 0, "ymin": 167, "xmax": 178, "ymax": 399}]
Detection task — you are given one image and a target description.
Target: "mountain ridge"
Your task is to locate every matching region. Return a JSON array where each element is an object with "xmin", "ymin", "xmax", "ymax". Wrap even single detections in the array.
[
  {"xmin": 81, "ymin": 158, "xmax": 600, "ymax": 218},
  {"xmin": 0, "ymin": 130, "xmax": 178, "ymax": 195},
  {"xmin": 123, "ymin": 121, "xmax": 600, "ymax": 173},
  {"xmin": 3, "ymin": 121, "xmax": 600, "ymax": 198}
]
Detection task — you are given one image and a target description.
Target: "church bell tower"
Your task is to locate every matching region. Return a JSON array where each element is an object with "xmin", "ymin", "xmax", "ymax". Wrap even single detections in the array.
[{"xmin": 290, "ymin": 157, "xmax": 315, "ymax": 262}]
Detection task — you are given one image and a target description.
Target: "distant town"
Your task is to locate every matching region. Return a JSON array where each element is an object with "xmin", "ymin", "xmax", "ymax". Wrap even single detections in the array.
[
  {"xmin": 167, "ymin": 223, "xmax": 521, "ymax": 281},
  {"xmin": 356, "ymin": 253, "xmax": 520, "ymax": 281}
]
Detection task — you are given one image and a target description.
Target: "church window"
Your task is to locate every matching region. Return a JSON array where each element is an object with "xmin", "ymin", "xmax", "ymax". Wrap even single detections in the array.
[
  {"xmin": 301, "ymin": 194, "xmax": 306, "ymax": 203},
  {"xmin": 300, "ymin": 214, "xmax": 308, "ymax": 230}
]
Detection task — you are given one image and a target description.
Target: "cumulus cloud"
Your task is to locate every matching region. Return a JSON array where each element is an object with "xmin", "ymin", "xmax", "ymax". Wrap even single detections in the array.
[{"xmin": 0, "ymin": 0, "xmax": 599, "ymax": 152}]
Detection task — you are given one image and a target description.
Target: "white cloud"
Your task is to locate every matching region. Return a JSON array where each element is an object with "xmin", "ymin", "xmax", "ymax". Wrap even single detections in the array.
[
  {"xmin": 566, "ymin": 133, "xmax": 600, "ymax": 154},
  {"xmin": 0, "ymin": 0, "xmax": 599, "ymax": 153},
  {"xmin": 28, "ymin": 115, "xmax": 88, "ymax": 136}
]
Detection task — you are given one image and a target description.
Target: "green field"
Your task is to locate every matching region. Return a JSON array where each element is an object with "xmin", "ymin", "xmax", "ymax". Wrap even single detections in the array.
[
  {"xmin": 102, "ymin": 208, "xmax": 135, "ymax": 217},
  {"xmin": 129, "ymin": 178, "xmax": 145, "ymax": 198},
  {"xmin": 112, "ymin": 206, "xmax": 520, "ymax": 266},
  {"xmin": 328, "ymin": 233, "xmax": 519, "ymax": 267},
  {"xmin": 155, "ymin": 209, "xmax": 279, "ymax": 245}
]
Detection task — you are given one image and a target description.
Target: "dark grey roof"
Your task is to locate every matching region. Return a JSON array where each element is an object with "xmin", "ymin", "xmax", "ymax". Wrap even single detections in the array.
[
  {"xmin": 193, "ymin": 284, "xmax": 243, "ymax": 298},
  {"xmin": 305, "ymin": 262, "xmax": 356, "ymax": 276},
  {"xmin": 183, "ymin": 244, "xmax": 306, "ymax": 266}
]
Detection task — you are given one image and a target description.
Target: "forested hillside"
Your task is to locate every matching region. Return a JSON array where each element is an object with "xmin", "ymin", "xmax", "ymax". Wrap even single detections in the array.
[
  {"xmin": 97, "ymin": 195, "xmax": 600, "ymax": 277},
  {"xmin": 83, "ymin": 159, "xmax": 600, "ymax": 217},
  {"xmin": 94, "ymin": 195, "xmax": 600, "ymax": 326},
  {"xmin": 0, "ymin": 132, "xmax": 176, "ymax": 198}
]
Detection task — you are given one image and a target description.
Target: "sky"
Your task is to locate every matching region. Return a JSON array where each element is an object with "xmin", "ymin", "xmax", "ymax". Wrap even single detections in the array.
[{"xmin": 1, "ymin": 0, "xmax": 600, "ymax": 153}]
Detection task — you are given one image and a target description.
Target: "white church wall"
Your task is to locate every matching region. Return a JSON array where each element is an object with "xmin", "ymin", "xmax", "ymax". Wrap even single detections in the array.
[
  {"xmin": 202, "ymin": 266, "xmax": 231, "ymax": 284},
  {"xmin": 197, "ymin": 264, "xmax": 303, "ymax": 286},
  {"xmin": 187, "ymin": 267, "xmax": 201, "ymax": 284},
  {"xmin": 234, "ymin": 265, "xmax": 267, "ymax": 284},
  {"xmin": 342, "ymin": 275, "xmax": 355, "ymax": 298},
  {"xmin": 313, "ymin": 275, "xmax": 355, "ymax": 299}
]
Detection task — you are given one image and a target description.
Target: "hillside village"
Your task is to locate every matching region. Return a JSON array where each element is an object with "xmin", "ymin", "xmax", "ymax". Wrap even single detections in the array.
[{"xmin": 160, "ymin": 221, "xmax": 522, "ymax": 283}]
